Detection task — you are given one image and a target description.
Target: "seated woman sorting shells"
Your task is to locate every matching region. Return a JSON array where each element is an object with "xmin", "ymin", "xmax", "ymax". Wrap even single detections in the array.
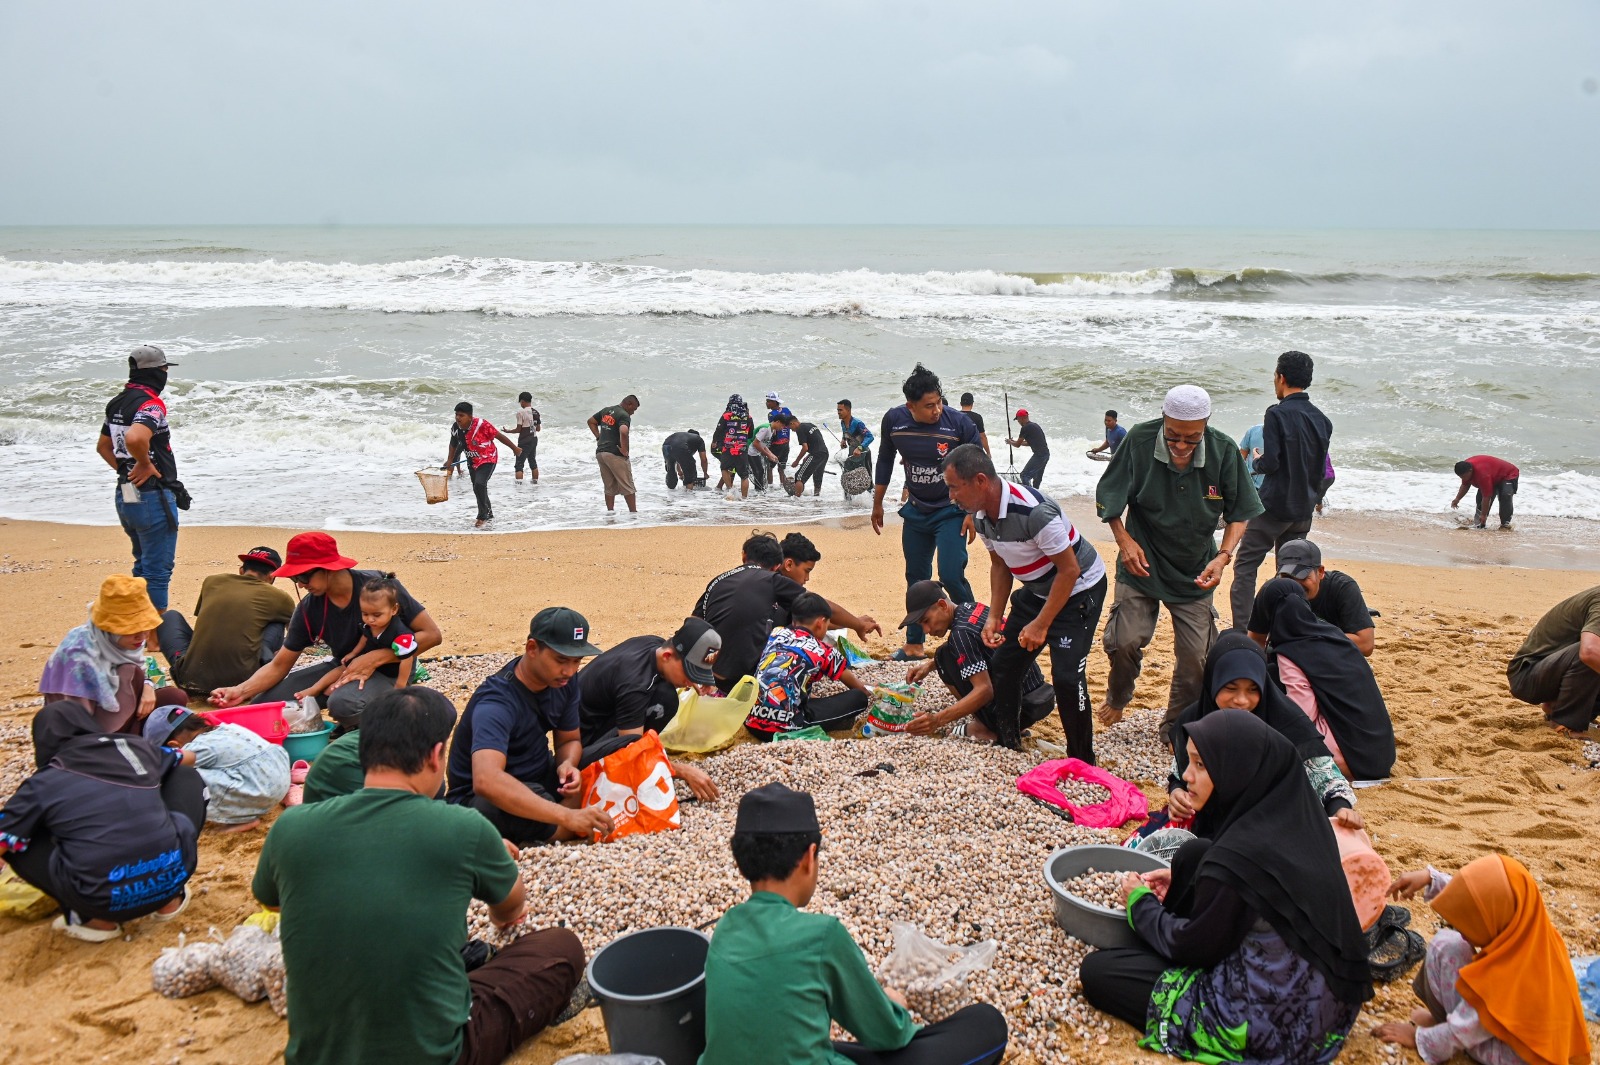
[
  {"xmin": 1167, "ymin": 632, "xmax": 1360, "ymax": 827},
  {"xmin": 1252, "ymin": 577, "xmax": 1396, "ymax": 781},
  {"xmin": 1079, "ymin": 713, "xmax": 1372, "ymax": 1064},
  {"xmin": 1376, "ymin": 854, "xmax": 1591, "ymax": 1065},
  {"xmin": 39, "ymin": 575, "xmax": 188, "ymax": 734}
]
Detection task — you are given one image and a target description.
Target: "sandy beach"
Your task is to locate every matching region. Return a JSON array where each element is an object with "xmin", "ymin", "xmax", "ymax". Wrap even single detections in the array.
[{"xmin": 2, "ymin": 515, "xmax": 1599, "ymax": 1064}]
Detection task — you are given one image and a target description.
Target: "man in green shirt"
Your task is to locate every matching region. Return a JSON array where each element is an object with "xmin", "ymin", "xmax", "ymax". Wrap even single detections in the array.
[
  {"xmin": 1507, "ymin": 585, "xmax": 1600, "ymax": 734},
  {"xmin": 253, "ymin": 687, "xmax": 584, "ymax": 1065},
  {"xmin": 300, "ymin": 729, "xmax": 362, "ymax": 805},
  {"xmin": 1094, "ymin": 385, "xmax": 1262, "ymax": 743},
  {"xmin": 700, "ymin": 783, "xmax": 1008, "ymax": 1065},
  {"xmin": 588, "ymin": 394, "xmax": 640, "ymax": 514}
]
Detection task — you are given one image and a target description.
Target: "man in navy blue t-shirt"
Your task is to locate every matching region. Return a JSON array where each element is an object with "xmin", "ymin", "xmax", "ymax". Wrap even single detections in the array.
[
  {"xmin": 872, "ymin": 364, "xmax": 980, "ymax": 660},
  {"xmin": 446, "ymin": 607, "xmax": 615, "ymax": 844}
]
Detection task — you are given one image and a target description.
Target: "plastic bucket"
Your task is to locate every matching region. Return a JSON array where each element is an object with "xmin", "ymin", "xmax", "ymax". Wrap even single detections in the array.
[
  {"xmin": 416, "ymin": 468, "xmax": 449, "ymax": 505},
  {"xmin": 283, "ymin": 723, "xmax": 336, "ymax": 762},
  {"xmin": 587, "ymin": 926, "xmax": 711, "ymax": 1065},
  {"xmin": 199, "ymin": 702, "xmax": 289, "ymax": 745},
  {"xmin": 1043, "ymin": 844, "xmax": 1169, "ymax": 949}
]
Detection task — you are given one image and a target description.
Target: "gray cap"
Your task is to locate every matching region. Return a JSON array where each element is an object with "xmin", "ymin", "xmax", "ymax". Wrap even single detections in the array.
[
  {"xmin": 1276, "ymin": 539, "xmax": 1322, "ymax": 580},
  {"xmin": 671, "ymin": 616, "xmax": 721, "ymax": 686},
  {"xmin": 129, "ymin": 344, "xmax": 177, "ymax": 369}
]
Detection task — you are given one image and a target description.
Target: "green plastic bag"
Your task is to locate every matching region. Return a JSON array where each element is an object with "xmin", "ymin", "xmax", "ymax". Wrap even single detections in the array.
[
  {"xmin": 864, "ymin": 682, "xmax": 919, "ymax": 733},
  {"xmin": 773, "ymin": 726, "xmax": 831, "ymax": 742}
]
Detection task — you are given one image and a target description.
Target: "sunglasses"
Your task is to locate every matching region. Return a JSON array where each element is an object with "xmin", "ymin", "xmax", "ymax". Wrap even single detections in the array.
[{"xmin": 1162, "ymin": 433, "xmax": 1203, "ymax": 450}]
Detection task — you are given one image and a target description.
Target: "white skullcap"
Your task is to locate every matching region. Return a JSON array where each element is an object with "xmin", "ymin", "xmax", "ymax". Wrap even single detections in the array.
[{"xmin": 1163, "ymin": 384, "xmax": 1212, "ymax": 421}]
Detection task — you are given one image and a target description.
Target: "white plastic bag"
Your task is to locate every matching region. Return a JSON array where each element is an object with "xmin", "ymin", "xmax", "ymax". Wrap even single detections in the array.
[
  {"xmin": 213, "ymin": 925, "xmax": 283, "ymax": 1003},
  {"xmin": 151, "ymin": 934, "xmax": 223, "ymax": 998},
  {"xmin": 877, "ymin": 922, "xmax": 997, "ymax": 1021},
  {"xmin": 283, "ymin": 697, "xmax": 323, "ymax": 734}
]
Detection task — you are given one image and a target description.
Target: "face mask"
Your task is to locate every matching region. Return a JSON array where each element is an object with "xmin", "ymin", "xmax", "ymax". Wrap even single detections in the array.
[{"xmin": 129, "ymin": 366, "xmax": 168, "ymax": 393}]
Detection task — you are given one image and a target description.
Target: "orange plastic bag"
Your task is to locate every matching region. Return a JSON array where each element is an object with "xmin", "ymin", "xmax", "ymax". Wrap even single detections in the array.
[{"xmin": 578, "ymin": 731, "xmax": 682, "ymax": 843}]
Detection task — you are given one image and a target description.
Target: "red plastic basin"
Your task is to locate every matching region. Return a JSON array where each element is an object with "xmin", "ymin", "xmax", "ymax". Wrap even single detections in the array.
[{"xmin": 199, "ymin": 702, "xmax": 289, "ymax": 745}]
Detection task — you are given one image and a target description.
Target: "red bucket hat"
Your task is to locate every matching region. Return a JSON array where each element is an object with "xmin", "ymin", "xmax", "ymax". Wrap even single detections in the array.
[{"xmin": 274, "ymin": 532, "xmax": 358, "ymax": 578}]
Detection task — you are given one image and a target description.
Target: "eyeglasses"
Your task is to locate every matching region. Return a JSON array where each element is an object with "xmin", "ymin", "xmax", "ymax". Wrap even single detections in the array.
[{"xmin": 1162, "ymin": 433, "xmax": 1203, "ymax": 450}]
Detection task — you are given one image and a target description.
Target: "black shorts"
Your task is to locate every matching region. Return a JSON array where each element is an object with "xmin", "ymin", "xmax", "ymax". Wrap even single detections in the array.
[{"xmin": 718, "ymin": 452, "xmax": 752, "ymax": 477}]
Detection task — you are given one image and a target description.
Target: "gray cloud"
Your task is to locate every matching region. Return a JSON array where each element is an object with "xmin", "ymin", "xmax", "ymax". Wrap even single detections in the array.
[{"xmin": 1, "ymin": 0, "xmax": 1596, "ymax": 226}]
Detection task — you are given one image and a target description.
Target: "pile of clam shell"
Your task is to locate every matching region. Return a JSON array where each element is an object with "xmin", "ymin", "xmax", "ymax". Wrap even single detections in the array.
[
  {"xmin": 1060, "ymin": 870, "xmax": 1125, "ymax": 910},
  {"xmin": 471, "ymin": 734, "xmax": 1145, "ymax": 1062}
]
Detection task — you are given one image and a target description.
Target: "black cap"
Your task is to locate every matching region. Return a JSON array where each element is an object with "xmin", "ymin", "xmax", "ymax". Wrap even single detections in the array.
[
  {"xmin": 528, "ymin": 607, "xmax": 603, "ymax": 657},
  {"xmin": 898, "ymin": 579, "xmax": 947, "ymax": 630},
  {"xmin": 238, "ymin": 546, "xmax": 283, "ymax": 569},
  {"xmin": 1276, "ymin": 539, "xmax": 1322, "ymax": 580},
  {"xmin": 735, "ymin": 782, "xmax": 820, "ymax": 835},
  {"xmin": 671, "ymin": 617, "xmax": 721, "ymax": 686}
]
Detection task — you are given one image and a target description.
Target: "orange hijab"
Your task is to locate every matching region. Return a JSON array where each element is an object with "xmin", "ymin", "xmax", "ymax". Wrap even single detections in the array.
[{"xmin": 1430, "ymin": 854, "xmax": 1591, "ymax": 1065}]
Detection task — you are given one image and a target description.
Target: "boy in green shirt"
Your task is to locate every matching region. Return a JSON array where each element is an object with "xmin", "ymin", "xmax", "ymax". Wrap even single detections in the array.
[{"xmin": 700, "ymin": 783, "xmax": 1008, "ymax": 1065}]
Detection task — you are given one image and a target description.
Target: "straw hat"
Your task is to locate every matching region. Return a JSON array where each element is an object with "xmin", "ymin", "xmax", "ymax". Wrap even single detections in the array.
[{"xmin": 91, "ymin": 575, "xmax": 163, "ymax": 635}]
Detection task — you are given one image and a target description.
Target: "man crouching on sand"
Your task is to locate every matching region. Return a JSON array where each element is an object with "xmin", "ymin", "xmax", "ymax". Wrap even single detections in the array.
[
  {"xmin": 444, "ymin": 607, "xmax": 616, "ymax": 844},
  {"xmin": 254, "ymin": 687, "xmax": 584, "ymax": 1065}
]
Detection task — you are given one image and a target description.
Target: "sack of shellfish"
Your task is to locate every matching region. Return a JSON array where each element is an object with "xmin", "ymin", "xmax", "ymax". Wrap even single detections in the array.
[
  {"xmin": 151, "ymin": 934, "xmax": 224, "ymax": 999},
  {"xmin": 864, "ymin": 682, "xmax": 919, "ymax": 733},
  {"xmin": 877, "ymin": 922, "xmax": 997, "ymax": 1021},
  {"xmin": 213, "ymin": 924, "xmax": 283, "ymax": 1004}
]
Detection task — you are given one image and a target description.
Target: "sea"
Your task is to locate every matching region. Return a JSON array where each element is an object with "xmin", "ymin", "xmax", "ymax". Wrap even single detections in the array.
[{"xmin": 1, "ymin": 225, "xmax": 1597, "ymax": 535}]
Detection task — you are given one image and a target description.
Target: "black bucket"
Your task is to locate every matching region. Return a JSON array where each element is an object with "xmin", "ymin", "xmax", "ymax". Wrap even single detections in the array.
[{"xmin": 586, "ymin": 926, "xmax": 711, "ymax": 1065}]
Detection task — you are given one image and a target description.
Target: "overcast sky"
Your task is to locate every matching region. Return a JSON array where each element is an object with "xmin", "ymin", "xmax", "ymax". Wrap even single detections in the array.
[{"xmin": 2, "ymin": 1, "xmax": 1596, "ymax": 227}]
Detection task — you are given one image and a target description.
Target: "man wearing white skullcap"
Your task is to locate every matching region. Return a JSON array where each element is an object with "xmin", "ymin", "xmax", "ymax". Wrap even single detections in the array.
[{"xmin": 1093, "ymin": 384, "xmax": 1263, "ymax": 742}]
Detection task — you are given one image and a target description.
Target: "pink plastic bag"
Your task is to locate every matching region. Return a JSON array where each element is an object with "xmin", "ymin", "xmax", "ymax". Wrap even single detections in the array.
[{"xmin": 1016, "ymin": 758, "xmax": 1149, "ymax": 828}]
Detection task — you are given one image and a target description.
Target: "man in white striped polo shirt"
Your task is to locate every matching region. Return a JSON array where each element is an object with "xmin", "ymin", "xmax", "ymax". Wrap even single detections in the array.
[{"xmin": 942, "ymin": 443, "xmax": 1109, "ymax": 757}]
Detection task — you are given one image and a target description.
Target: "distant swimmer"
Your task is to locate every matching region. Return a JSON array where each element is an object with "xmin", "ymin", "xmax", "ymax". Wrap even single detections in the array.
[
  {"xmin": 1451, "ymin": 454, "xmax": 1519, "ymax": 529},
  {"xmin": 503, "ymin": 391, "xmax": 541, "ymax": 483},
  {"xmin": 958, "ymin": 393, "xmax": 991, "ymax": 456},
  {"xmin": 1007, "ymin": 409, "xmax": 1049, "ymax": 488},
  {"xmin": 445, "ymin": 401, "xmax": 520, "ymax": 528},
  {"xmin": 663, "ymin": 429, "xmax": 708, "ymax": 490},
  {"xmin": 1087, "ymin": 409, "xmax": 1126, "ymax": 462},
  {"xmin": 588, "ymin": 394, "xmax": 639, "ymax": 514}
]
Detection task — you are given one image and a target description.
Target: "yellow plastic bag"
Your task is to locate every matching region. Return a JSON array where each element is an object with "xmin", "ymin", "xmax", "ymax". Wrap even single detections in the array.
[
  {"xmin": 0, "ymin": 864, "xmax": 57, "ymax": 921},
  {"xmin": 658, "ymin": 676, "xmax": 757, "ymax": 754}
]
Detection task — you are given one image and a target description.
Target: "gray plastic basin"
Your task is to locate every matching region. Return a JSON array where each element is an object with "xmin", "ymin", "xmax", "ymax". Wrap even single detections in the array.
[
  {"xmin": 587, "ymin": 926, "xmax": 710, "ymax": 1065},
  {"xmin": 1043, "ymin": 843, "xmax": 1170, "ymax": 950}
]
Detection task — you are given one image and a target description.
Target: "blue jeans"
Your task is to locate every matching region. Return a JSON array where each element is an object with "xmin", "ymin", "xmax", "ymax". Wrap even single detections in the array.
[
  {"xmin": 1020, "ymin": 452, "xmax": 1049, "ymax": 488},
  {"xmin": 114, "ymin": 486, "xmax": 179, "ymax": 612},
  {"xmin": 900, "ymin": 501, "xmax": 973, "ymax": 645}
]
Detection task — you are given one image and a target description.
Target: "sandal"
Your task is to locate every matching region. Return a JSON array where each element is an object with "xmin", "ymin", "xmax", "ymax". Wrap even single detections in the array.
[
  {"xmin": 150, "ymin": 885, "xmax": 190, "ymax": 923},
  {"xmin": 54, "ymin": 913, "xmax": 122, "ymax": 942},
  {"xmin": 890, "ymin": 649, "xmax": 928, "ymax": 662}
]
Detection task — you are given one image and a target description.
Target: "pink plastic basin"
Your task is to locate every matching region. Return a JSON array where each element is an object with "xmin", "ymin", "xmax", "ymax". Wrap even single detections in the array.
[{"xmin": 199, "ymin": 702, "xmax": 289, "ymax": 745}]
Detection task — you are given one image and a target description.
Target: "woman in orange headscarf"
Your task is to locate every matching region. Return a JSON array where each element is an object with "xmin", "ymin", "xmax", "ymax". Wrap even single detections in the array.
[{"xmin": 1375, "ymin": 854, "xmax": 1591, "ymax": 1065}]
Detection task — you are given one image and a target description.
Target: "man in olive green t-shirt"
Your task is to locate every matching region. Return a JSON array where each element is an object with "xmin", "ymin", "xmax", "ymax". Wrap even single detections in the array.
[
  {"xmin": 254, "ymin": 687, "xmax": 583, "ymax": 1065},
  {"xmin": 157, "ymin": 546, "xmax": 295, "ymax": 696},
  {"xmin": 1093, "ymin": 385, "xmax": 1262, "ymax": 741},
  {"xmin": 1507, "ymin": 586, "xmax": 1600, "ymax": 733}
]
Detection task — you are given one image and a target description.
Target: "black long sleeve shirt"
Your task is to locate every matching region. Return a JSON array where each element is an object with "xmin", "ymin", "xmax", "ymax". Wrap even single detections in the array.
[{"xmin": 1253, "ymin": 392, "xmax": 1333, "ymax": 521}]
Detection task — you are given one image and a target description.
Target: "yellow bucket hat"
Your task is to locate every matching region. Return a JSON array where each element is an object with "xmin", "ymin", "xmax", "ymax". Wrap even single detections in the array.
[{"xmin": 91, "ymin": 575, "xmax": 163, "ymax": 635}]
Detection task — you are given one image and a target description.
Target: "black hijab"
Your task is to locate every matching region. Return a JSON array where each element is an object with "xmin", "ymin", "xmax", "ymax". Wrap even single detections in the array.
[
  {"xmin": 31, "ymin": 700, "xmax": 167, "ymax": 786},
  {"xmin": 1257, "ymin": 577, "xmax": 1395, "ymax": 780},
  {"xmin": 1186, "ymin": 712, "xmax": 1373, "ymax": 1004},
  {"xmin": 1170, "ymin": 632, "xmax": 1330, "ymax": 788}
]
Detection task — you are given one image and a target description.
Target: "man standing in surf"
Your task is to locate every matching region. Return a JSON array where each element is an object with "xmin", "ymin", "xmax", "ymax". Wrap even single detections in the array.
[
  {"xmin": 871, "ymin": 364, "xmax": 981, "ymax": 662},
  {"xmin": 1094, "ymin": 384, "xmax": 1261, "ymax": 743},
  {"xmin": 588, "ymin": 395, "xmax": 640, "ymax": 514}
]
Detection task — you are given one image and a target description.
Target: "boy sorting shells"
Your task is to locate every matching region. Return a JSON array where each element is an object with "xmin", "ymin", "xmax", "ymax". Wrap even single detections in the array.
[
  {"xmin": 899, "ymin": 580, "xmax": 1057, "ymax": 745},
  {"xmin": 700, "ymin": 783, "xmax": 1009, "ymax": 1065}
]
